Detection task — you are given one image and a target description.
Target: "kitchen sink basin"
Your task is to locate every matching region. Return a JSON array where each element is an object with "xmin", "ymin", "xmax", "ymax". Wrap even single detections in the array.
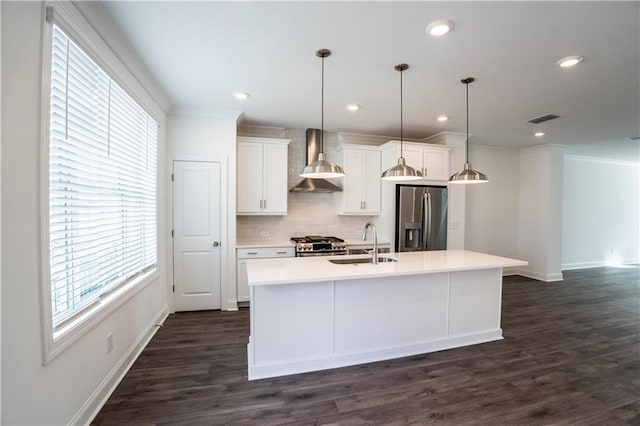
[{"xmin": 328, "ymin": 257, "xmax": 398, "ymax": 265}]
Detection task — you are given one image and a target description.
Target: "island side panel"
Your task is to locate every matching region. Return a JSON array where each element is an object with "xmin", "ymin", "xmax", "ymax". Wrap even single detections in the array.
[
  {"xmin": 334, "ymin": 273, "xmax": 449, "ymax": 355},
  {"xmin": 448, "ymin": 268, "xmax": 503, "ymax": 337},
  {"xmin": 252, "ymin": 281, "xmax": 334, "ymax": 365}
]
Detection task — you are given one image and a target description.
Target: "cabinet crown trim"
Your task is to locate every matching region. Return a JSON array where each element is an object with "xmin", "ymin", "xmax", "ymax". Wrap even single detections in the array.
[
  {"xmin": 337, "ymin": 143, "xmax": 382, "ymax": 151},
  {"xmin": 237, "ymin": 136, "xmax": 291, "ymax": 145},
  {"xmin": 380, "ymin": 140, "xmax": 452, "ymax": 151}
]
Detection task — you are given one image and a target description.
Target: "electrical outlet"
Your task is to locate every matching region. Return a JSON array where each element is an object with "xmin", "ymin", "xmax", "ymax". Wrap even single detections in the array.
[
  {"xmin": 260, "ymin": 231, "xmax": 270, "ymax": 237},
  {"xmin": 106, "ymin": 333, "xmax": 114, "ymax": 353}
]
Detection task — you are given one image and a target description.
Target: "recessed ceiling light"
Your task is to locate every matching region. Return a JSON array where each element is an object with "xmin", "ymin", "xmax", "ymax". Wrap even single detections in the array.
[
  {"xmin": 426, "ymin": 20, "xmax": 454, "ymax": 37},
  {"xmin": 346, "ymin": 104, "xmax": 360, "ymax": 112},
  {"xmin": 436, "ymin": 115, "xmax": 449, "ymax": 122},
  {"xmin": 557, "ymin": 55, "xmax": 584, "ymax": 68},
  {"xmin": 234, "ymin": 92, "xmax": 250, "ymax": 100},
  {"xmin": 534, "ymin": 131, "xmax": 546, "ymax": 137}
]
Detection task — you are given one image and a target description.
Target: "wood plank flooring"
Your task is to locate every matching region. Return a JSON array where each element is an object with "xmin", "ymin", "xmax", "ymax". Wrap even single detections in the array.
[{"xmin": 92, "ymin": 267, "xmax": 640, "ymax": 425}]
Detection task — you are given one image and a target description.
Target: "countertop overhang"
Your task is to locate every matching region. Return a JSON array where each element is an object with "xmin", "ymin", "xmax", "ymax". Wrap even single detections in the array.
[{"xmin": 246, "ymin": 249, "xmax": 528, "ymax": 286}]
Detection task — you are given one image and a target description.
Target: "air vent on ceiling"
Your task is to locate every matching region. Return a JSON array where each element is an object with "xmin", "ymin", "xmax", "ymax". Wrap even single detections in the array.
[
  {"xmin": 527, "ymin": 113, "xmax": 559, "ymax": 124},
  {"xmin": 626, "ymin": 136, "xmax": 640, "ymax": 141}
]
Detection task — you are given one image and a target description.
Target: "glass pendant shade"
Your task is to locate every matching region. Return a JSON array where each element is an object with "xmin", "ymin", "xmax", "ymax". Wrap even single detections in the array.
[
  {"xmin": 449, "ymin": 77, "xmax": 488, "ymax": 185},
  {"xmin": 449, "ymin": 162, "xmax": 488, "ymax": 184},
  {"xmin": 381, "ymin": 63, "xmax": 422, "ymax": 181},
  {"xmin": 301, "ymin": 49, "xmax": 345, "ymax": 179},
  {"xmin": 300, "ymin": 152, "xmax": 345, "ymax": 178},
  {"xmin": 381, "ymin": 157, "xmax": 422, "ymax": 181}
]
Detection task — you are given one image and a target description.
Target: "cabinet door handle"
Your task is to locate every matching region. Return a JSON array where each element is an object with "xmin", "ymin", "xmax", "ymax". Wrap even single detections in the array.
[
  {"xmin": 363, "ymin": 201, "xmax": 366, "ymax": 210},
  {"xmin": 247, "ymin": 252, "xmax": 258, "ymax": 255},
  {"xmin": 276, "ymin": 251, "xmax": 287, "ymax": 254},
  {"xmin": 259, "ymin": 200, "xmax": 263, "ymax": 209},
  {"xmin": 263, "ymin": 199, "xmax": 267, "ymax": 210}
]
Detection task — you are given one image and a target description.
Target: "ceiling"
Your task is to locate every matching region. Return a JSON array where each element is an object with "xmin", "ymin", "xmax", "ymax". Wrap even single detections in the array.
[{"xmin": 101, "ymin": 1, "xmax": 640, "ymax": 160}]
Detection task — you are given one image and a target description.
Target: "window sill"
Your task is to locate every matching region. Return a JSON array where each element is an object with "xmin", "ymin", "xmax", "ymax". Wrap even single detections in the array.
[{"xmin": 44, "ymin": 267, "xmax": 159, "ymax": 365}]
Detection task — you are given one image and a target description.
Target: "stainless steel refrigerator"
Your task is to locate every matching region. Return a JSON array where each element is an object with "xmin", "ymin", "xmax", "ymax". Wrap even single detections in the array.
[{"xmin": 395, "ymin": 185, "xmax": 448, "ymax": 252}]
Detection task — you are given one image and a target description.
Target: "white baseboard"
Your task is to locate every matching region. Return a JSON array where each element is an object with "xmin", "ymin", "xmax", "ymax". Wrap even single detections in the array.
[
  {"xmin": 562, "ymin": 258, "xmax": 639, "ymax": 271},
  {"xmin": 70, "ymin": 305, "xmax": 169, "ymax": 425},
  {"xmin": 226, "ymin": 298, "xmax": 239, "ymax": 311},
  {"xmin": 502, "ymin": 267, "xmax": 519, "ymax": 276},
  {"xmin": 517, "ymin": 269, "xmax": 564, "ymax": 282},
  {"xmin": 562, "ymin": 261, "xmax": 606, "ymax": 270}
]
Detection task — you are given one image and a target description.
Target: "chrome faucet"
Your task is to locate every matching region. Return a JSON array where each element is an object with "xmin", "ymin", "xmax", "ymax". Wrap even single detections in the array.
[{"xmin": 361, "ymin": 222, "xmax": 378, "ymax": 264}]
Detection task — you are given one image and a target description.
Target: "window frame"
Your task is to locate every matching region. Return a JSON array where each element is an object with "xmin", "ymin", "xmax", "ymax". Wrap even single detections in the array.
[{"xmin": 39, "ymin": 3, "xmax": 164, "ymax": 364}]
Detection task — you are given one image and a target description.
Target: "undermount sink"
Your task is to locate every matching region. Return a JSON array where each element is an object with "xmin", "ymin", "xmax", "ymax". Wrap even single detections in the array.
[{"xmin": 328, "ymin": 257, "xmax": 398, "ymax": 265}]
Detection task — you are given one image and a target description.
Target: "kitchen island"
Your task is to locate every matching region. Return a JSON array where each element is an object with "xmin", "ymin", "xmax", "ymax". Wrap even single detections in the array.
[{"xmin": 246, "ymin": 250, "xmax": 527, "ymax": 380}]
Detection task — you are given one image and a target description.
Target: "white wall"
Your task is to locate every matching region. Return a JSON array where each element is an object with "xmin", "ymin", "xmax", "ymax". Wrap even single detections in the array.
[
  {"xmin": 562, "ymin": 155, "xmax": 640, "ymax": 268},
  {"xmin": 517, "ymin": 145, "xmax": 564, "ymax": 281},
  {"xmin": 167, "ymin": 112, "xmax": 239, "ymax": 310},
  {"xmin": 1, "ymin": 2, "xmax": 169, "ymax": 424},
  {"xmin": 465, "ymin": 145, "xmax": 520, "ymax": 262}
]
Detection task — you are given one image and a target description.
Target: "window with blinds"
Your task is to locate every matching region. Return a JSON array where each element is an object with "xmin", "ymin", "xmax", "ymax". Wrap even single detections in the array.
[{"xmin": 48, "ymin": 24, "xmax": 158, "ymax": 331}]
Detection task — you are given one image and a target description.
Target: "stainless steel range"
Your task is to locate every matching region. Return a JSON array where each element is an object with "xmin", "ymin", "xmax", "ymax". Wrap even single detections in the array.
[{"xmin": 291, "ymin": 236, "xmax": 347, "ymax": 257}]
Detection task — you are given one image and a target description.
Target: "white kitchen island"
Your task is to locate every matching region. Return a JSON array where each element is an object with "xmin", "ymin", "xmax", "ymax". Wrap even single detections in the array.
[{"xmin": 246, "ymin": 250, "xmax": 527, "ymax": 380}]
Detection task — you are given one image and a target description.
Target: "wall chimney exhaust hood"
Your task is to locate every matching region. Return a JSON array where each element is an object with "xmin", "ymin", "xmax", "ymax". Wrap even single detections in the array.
[{"xmin": 290, "ymin": 129, "xmax": 342, "ymax": 192}]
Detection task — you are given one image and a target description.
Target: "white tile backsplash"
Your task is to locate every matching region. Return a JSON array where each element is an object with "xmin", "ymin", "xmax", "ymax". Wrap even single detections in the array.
[{"xmin": 238, "ymin": 193, "xmax": 373, "ymax": 241}]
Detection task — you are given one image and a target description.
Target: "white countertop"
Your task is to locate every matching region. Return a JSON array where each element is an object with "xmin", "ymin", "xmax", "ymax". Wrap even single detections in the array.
[
  {"xmin": 236, "ymin": 239, "xmax": 295, "ymax": 249},
  {"xmin": 246, "ymin": 250, "xmax": 528, "ymax": 286}
]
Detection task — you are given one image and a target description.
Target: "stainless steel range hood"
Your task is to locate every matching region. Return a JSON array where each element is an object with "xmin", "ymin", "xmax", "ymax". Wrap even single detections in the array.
[{"xmin": 290, "ymin": 129, "xmax": 342, "ymax": 192}]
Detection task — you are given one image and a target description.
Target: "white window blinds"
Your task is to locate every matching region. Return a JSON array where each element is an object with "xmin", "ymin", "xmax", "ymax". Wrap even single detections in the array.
[{"xmin": 48, "ymin": 24, "xmax": 158, "ymax": 330}]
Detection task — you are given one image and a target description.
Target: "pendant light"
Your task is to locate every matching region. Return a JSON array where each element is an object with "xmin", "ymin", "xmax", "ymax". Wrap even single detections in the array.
[
  {"xmin": 300, "ymin": 49, "xmax": 345, "ymax": 179},
  {"xmin": 449, "ymin": 77, "xmax": 488, "ymax": 184},
  {"xmin": 381, "ymin": 64, "xmax": 422, "ymax": 181}
]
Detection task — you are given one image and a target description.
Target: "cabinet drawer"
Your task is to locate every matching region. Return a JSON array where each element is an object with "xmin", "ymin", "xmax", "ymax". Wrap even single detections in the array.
[{"xmin": 237, "ymin": 247, "xmax": 295, "ymax": 259}]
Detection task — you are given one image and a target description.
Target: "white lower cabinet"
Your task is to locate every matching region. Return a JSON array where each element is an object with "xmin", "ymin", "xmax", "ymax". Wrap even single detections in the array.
[{"xmin": 236, "ymin": 246, "xmax": 295, "ymax": 302}]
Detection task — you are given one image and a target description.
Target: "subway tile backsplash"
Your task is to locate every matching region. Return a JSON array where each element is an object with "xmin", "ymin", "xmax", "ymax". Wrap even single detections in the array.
[{"xmin": 237, "ymin": 128, "xmax": 374, "ymax": 242}]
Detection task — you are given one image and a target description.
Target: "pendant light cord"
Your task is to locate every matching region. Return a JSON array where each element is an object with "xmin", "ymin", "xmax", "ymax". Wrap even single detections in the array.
[
  {"xmin": 465, "ymin": 79, "xmax": 469, "ymax": 163},
  {"xmin": 400, "ymin": 67, "xmax": 404, "ymax": 158},
  {"xmin": 321, "ymin": 54, "xmax": 325, "ymax": 153},
  {"xmin": 460, "ymin": 77, "xmax": 475, "ymax": 163}
]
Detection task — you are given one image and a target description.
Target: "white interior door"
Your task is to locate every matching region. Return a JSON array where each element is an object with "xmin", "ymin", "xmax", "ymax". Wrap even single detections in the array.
[{"xmin": 173, "ymin": 161, "xmax": 222, "ymax": 311}]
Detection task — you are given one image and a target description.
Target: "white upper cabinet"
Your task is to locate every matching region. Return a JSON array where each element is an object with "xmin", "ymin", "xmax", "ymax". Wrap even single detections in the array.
[
  {"xmin": 237, "ymin": 137, "xmax": 290, "ymax": 215},
  {"xmin": 380, "ymin": 141, "xmax": 452, "ymax": 182},
  {"xmin": 337, "ymin": 144, "xmax": 381, "ymax": 215}
]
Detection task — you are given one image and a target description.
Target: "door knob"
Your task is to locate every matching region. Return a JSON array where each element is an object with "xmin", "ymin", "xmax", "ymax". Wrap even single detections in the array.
[{"xmin": 212, "ymin": 241, "xmax": 220, "ymax": 247}]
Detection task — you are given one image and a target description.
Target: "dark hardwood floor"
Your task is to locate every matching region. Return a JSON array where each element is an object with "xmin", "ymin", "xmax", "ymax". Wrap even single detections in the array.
[{"xmin": 93, "ymin": 267, "xmax": 640, "ymax": 425}]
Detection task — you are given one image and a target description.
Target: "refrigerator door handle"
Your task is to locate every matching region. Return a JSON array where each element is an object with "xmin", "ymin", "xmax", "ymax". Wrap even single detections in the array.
[{"xmin": 422, "ymin": 192, "xmax": 431, "ymax": 250}]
